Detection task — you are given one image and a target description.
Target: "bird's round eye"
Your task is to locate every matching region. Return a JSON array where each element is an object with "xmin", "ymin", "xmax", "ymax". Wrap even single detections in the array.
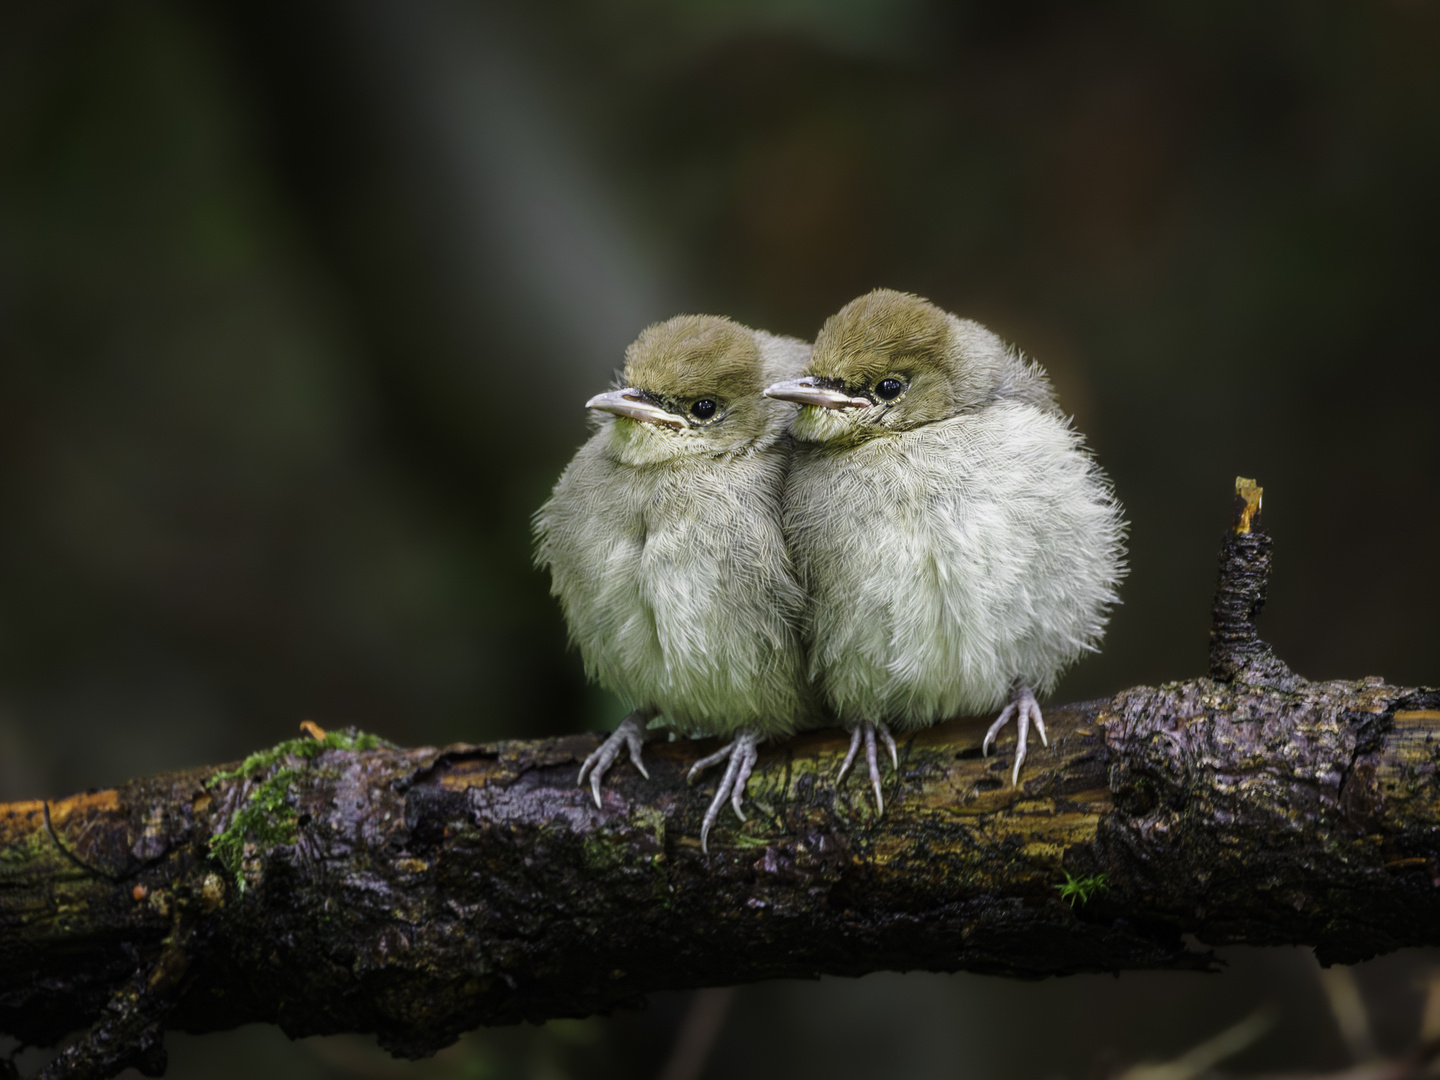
[
  {"xmin": 875, "ymin": 378, "xmax": 904, "ymax": 401},
  {"xmin": 690, "ymin": 399, "xmax": 717, "ymax": 420}
]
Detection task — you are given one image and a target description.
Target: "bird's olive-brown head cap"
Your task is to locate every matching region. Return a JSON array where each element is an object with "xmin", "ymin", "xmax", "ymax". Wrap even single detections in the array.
[
  {"xmin": 765, "ymin": 289, "xmax": 962, "ymax": 437},
  {"xmin": 588, "ymin": 314, "xmax": 788, "ymax": 461},
  {"xmin": 766, "ymin": 289, "xmax": 1050, "ymax": 440},
  {"xmin": 624, "ymin": 315, "xmax": 762, "ymax": 406},
  {"xmin": 810, "ymin": 289, "xmax": 950, "ymax": 391}
]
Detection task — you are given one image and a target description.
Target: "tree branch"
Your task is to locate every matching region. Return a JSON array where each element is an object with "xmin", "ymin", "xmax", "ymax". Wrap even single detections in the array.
[{"xmin": 2, "ymin": 479, "xmax": 1437, "ymax": 1077}]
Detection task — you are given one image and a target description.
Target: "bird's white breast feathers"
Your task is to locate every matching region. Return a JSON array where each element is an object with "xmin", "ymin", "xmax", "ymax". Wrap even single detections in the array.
[
  {"xmin": 784, "ymin": 400, "xmax": 1125, "ymax": 727},
  {"xmin": 534, "ymin": 437, "xmax": 812, "ymax": 737}
]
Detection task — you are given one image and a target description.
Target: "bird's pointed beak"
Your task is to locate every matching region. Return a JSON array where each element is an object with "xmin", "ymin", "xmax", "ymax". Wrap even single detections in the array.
[
  {"xmin": 762, "ymin": 378, "xmax": 872, "ymax": 410},
  {"xmin": 585, "ymin": 388, "xmax": 687, "ymax": 430}
]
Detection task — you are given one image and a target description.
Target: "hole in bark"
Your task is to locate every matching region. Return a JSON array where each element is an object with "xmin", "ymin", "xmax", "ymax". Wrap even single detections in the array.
[
  {"xmin": 955, "ymin": 747, "xmax": 983, "ymax": 760},
  {"xmin": 1117, "ymin": 781, "xmax": 1158, "ymax": 815},
  {"xmin": 973, "ymin": 778, "xmax": 1003, "ymax": 792}
]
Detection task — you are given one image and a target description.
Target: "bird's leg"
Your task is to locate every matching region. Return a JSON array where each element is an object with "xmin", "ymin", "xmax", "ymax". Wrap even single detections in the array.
[
  {"xmin": 835, "ymin": 721, "xmax": 899, "ymax": 814},
  {"xmin": 686, "ymin": 729, "xmax": 760, "ymax": 854},
  {"xmin": 577, "ymin": 708, "xmax": 654, "ymax": 808},
  {"xmin": 982, "ymin": 680, "xmax": 1048, "ymax": 786}
]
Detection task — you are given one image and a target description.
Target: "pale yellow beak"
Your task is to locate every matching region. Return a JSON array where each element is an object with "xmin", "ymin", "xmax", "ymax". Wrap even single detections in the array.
[
  {"xmin": 585, "ymin": 388, "xmax": 687, "ymax": 430},
  {"xmin": 762, "ymin": 378, "xmax": 871, "ymax": 410}
]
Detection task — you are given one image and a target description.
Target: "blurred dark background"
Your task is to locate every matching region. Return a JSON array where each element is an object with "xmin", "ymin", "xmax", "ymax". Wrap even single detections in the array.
[{"xmin": 2, "ymin": 1, "xmax": 1438, "ymax": 1077}]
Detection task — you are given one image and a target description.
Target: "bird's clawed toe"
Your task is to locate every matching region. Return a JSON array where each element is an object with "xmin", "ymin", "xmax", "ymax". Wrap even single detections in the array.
[
  {"xmin": 836, "ymin": 720, "xmax": 897, "ymax": 814},
  {"xmin": 689, "ymin": 730, "xmax": 761, "ymax": 854},
  {"xmin": 577, "ymin": 711, "xmax": 652, "ymax": 808},
  {"xmin": 982, "ymin": 683, "xmax": 1047, "ymax": 786}
]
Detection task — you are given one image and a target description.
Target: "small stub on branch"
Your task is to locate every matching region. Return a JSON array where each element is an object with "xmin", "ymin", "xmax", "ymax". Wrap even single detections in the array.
[
  {"xmin": 1209, "ymin": 476, "xmax": 1297, "ymax": 688},
  {"xmin": 1234, "ymin": 476, "xmax": 1263, "ymax": 535}
]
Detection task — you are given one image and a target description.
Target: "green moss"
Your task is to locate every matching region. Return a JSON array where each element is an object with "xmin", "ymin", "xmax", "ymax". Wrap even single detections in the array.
[
  {"xmin": 207, "ymin": 728, "xmax": 386, "ymax": 891},
  {"xmin": 730, "ymin": 832, "xmax": 771, "ymax": 849},
  {"xmin": 0, "ymin": 825, "xmax": 62, "ymax": 870},
  {"xmin": 1056, "ymin": 872, "xmax": 1109, "ymax": 908},
  {"xmin": 208, "ymin": 769, "xmax": 299, "ymax": 890},
  {"xmin": 630, "ymin": 806, "xmax": 667, "ymax": 849},
  {"xmin": 582, "ymin": 832, "xmax": 624, "ymax": 872},
  {"xmin": 207, "ymin": 728, "xmax": 385, "ymax": 787}
]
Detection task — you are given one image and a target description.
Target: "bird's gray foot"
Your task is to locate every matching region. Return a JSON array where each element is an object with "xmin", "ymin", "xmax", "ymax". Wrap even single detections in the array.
[
  {"xmin": 982, "ymin": 681, "xmax": 1047, "ymax": 786},
  {"xmin": 836, "ymin": 720, "xmax": 898, "ymax": 814},
  {"xmin": 577, "ymin": 709, "xmax": 653, "ymax": 808},
  {"xmin": 686, "ymin": 729, "xmax": 760, "ymax": 854}
]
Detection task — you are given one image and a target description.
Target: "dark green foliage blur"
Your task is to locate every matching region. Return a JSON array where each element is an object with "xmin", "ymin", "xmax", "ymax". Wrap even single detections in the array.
[{"xmin": 2, "ymin": 1, "xmax": 1437, "ymax": 1077}]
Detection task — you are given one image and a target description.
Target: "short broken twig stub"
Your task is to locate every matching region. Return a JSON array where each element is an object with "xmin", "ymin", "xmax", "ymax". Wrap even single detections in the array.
[{"xmin": 1208, "ymin": 476, "xmax": 1299, "ymax": 689}]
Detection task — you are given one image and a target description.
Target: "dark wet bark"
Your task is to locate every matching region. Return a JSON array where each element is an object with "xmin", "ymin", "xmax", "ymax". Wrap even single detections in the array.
[{"xmin": 2, "ymin": 483, "xmax": 1438, "ymax": 1078}]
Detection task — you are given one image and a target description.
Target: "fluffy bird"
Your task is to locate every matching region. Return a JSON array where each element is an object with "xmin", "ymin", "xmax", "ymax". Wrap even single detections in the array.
[
  {"xmin": 534, "ymin": 315, "xmax": 814, "ymax": 850},
  {"xmin": 765, "ymin": 289, "xmax": 1125, "ymax": 806}
]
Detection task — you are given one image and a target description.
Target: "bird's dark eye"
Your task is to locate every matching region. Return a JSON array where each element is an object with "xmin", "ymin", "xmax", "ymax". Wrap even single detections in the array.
[
  {"xmin": 690, "ymin": 399, "xmax": 717, "ymax": 420},
  {"xmin": 875, "ymin": 378, "xmax": 904, "ymax": 401}
]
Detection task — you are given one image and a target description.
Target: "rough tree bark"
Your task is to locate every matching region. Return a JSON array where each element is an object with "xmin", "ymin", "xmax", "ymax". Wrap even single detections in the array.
[{"xmin": 2, "ymin": 480, "xmax": 1438, "ymax": 1080}]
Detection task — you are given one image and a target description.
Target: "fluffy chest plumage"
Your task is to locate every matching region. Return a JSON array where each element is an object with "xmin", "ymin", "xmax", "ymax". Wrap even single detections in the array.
[
  {"xmin": 535, "ymin": 435, "xmax": 810, "ymax": 734},
  {"xmin": 784, "ymin": 401, "xmax": 1123, "ymax": 726}
]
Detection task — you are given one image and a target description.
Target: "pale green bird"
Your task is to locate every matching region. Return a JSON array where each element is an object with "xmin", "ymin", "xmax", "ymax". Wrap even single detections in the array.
[
  {"xmin": 765, "ymin": 289, "xmax": 1126, "ymax": 807},
  {"xmin": 534, "ymin": 315, "xmax": 814, "ymax": 850}
]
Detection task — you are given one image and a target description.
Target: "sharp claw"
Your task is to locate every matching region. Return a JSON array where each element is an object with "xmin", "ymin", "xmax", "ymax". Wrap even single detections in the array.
[
  {"xmin": 580, "ymin": 744, "xmax": 611, "ymax": 804},
  {"xmin": 731, "ymin": 743, "xmax": 756, "ymax": 822},
  {"xmin": 700, "ymin": 748, "xmax": 744, "ymax": 854},
  {"xmin": 688, "ymin": 740, "xmax": 736, "ymax": 785},
  {"xmin": 699, "ymin": 784, "xmax": 726, "ymax": 855},
  {"xmin": 1010, "ymin": 692, "xmax": 1034, "ymax": 787},
  {"xmin": 864, "ymin": 724, "xmax": 885, "ymax": 814},
  {"xmin": 878, "ymin": 723, "xmax": 899, "ymax": 771},
  {"xmin": 983, "ymin": 703, "xmax": 1017, "ymax": 758},
  {"xmin": 579, "ymin": 712, "xmax": 652, "ymax": 802},
  {"xmin": 987, "ymin": 686, "xmax": 1048, "ymax": 786},
  {"xmin": 577, "ymin": 748, "xmax": 598, "ymax": 787},
  {"xmin": 837, "ymin": 725, "xmax": 863, "ymax": 784},
  {"xmin": 628, "ymin": 738, "xmax": 651, "ymax": 780},
  {"xmin": 692, "ymin": 732, "xmax": 762, "ymax": 851}
]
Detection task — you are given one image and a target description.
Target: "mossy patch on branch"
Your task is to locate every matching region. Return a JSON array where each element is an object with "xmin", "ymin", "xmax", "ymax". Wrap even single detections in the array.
[{"xmin": 207, "ymin": 728, "xmax": 386, "ymax": 890}]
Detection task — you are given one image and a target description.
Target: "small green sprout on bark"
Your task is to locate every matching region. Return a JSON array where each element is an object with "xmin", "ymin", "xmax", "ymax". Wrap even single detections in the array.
[
  {"xmin": 1056, "ymin": 872, "xmax": 1109, "ymax": 908},
  {"xmin": 206, "ymin": 722, "xmax": 386, "ymax": 890}
]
